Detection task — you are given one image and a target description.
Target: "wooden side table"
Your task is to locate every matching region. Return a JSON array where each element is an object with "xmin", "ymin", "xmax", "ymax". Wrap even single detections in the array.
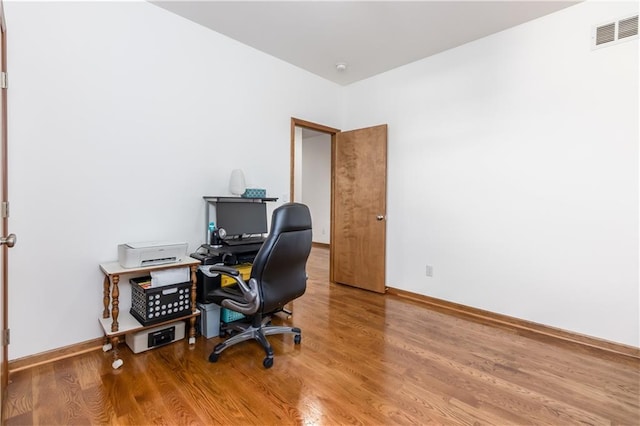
[{"xmin": 99, "ymin": 257, "xmax": 201, "ymax": 369}]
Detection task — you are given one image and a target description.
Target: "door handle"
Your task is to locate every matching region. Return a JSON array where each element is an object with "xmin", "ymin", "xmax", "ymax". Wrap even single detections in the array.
[
  {"xmin": 0, "ymin": 233, "xmax": 16, "ymax": 248},
  {"xmin": 376, "ymin": 215, "xmax": 385, "ymax": 221}
]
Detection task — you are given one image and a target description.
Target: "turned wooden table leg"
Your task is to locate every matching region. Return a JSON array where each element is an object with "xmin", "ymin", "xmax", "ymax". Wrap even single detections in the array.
[
  {"xmin": 111, "ymin": 275, "xmax": 120, "ymax": 332},
  {"xmin": 189, "ymin": 265, "xmax": 198, "ymax": 344},
  {"xmin": 102, "ymin": 275, "xmax": 110, "ymax": 319},
  {"xmin": 110, "ymin": 336, "xmax": 123, "ymax": 369},
  {"xmin": 189, "ymin": 317, "xmax": 197, "ymax": 343}
]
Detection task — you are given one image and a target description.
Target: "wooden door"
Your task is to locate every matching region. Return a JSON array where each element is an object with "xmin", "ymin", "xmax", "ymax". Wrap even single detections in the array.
[{"xmin": 331, "ymin": 125, "xmax": 387, "ymax": 293}]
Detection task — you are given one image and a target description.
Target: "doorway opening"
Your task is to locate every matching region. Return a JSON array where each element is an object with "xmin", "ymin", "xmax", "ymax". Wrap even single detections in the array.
[{"xmin": 290, "ymin": 118, "xmax": 338, "ymax": 253}]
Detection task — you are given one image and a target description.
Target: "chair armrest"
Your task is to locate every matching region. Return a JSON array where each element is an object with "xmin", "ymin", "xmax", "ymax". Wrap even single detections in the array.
[
  {"xmin": 209, "ymin": 265, "xmax": 240, "ymax": 276},
  {"xmin": 208, "ymin": 266, "xmax": 259, "ymax": 315},
  {"xmin": 221, "ymin": 278, "xmax": 260, "ymax": 316},
  {"xmin": 208, "ymin": 265, "xmax": 248, "ymax": 292}
]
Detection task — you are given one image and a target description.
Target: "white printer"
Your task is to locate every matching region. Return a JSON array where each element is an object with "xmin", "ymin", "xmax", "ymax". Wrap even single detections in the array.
[{"xmin": 117, "ymin": 241, "xmax": 188, "ymax": 268}]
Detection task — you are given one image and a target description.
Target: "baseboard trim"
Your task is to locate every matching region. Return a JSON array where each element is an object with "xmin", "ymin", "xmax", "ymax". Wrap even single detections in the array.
[
  {"xmin": 312, "ymin": 242, "xmax": 330, "ymax": 249},
  {"xmin": 386, "ymin": 287, "xmax": 640, "ymax": 362},
  {"xmin": 8, "ymin": 337, "xmax": 104, "ymax": 373}
]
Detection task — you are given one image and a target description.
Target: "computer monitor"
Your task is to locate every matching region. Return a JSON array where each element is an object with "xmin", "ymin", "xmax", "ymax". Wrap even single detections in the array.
[{"xmin": 215, "ymin": 201, "xmax": 268, "ymax": 238}]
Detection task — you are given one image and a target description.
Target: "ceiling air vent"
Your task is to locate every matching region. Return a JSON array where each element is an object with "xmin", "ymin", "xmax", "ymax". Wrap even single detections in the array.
[{"xmin": 593, "ymin": 14, "xmax": 639, "ymax": 49}]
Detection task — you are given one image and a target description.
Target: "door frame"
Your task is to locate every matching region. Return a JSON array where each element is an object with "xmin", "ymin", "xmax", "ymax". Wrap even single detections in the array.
[
  {"xmin": 290, "ymin": 117, "xmax": 339, "ymax": 282},
  {"xmin": 0, "ymin": 0, "xmax": 8, "ymax": 414}
]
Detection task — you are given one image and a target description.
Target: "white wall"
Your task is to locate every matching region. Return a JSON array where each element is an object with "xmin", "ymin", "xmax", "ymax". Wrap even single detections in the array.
[
  {"xmin": 301, "ymin": 133, "xmax": 331, "ymax": 244},
  {"xmin": 5, "ymin": 1, "xmax": 341, "ymax": 359},
  {"xmin": 5, "ymin": 0, "xmax": 638, "ymax": 359},
  {"xmin": 343, "ymin": 1, "xmax": 639, "ymax": 346}
]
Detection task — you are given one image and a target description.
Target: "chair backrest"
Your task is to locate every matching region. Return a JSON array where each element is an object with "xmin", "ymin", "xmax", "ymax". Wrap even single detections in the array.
[{"xmin": 250, "ymin": 203, "xmax": 313, "ymax": 314}]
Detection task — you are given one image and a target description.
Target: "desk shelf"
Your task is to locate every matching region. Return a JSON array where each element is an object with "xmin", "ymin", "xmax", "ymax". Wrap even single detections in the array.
[
  {"xmin": 98, "ymin": 309, "xmax": 201, "ymax": 338},
  {"xmin": 203, "ymin": 196, "xmax": 278, "ymax": 203}
]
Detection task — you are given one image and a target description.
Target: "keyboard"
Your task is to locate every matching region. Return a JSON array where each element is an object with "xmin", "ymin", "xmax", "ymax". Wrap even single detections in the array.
[{"xmin": 223, "ymin": 237, "xmax": 266, "ymax": 246}]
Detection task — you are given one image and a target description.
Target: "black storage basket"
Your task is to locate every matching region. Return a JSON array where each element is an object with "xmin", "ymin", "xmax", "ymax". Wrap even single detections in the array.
[{"xmin": 130, "ymin": 277, "xmax": 192, "ymax": 326}]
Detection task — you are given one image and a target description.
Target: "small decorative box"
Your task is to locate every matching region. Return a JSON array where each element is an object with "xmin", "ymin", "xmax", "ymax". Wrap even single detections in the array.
[{"xmin": 241, "ymin": 188, "xmax": 266, "ymax": 198}]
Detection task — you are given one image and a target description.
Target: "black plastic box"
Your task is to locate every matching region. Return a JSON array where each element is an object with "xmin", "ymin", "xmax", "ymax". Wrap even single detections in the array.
[{"xmin": 130, "ymin": 277, "xmax": 192, "ymax": 326}]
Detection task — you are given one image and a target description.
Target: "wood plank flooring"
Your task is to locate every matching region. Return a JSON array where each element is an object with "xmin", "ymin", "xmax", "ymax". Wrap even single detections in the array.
[{"xmin": 5, "ymin": 247, "xmax": 639, "ymax": 425}]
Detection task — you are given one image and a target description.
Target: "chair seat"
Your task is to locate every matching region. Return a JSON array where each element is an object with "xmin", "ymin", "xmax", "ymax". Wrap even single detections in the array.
[{"xmin": 206, "ymin": 285, "xmax": 244, "ymax": 307}]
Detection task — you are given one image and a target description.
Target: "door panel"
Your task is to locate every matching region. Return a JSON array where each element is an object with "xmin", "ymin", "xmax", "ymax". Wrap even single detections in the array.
[{"xmin": 331, "ymin": 125, "xmax": 387, "ymax": 293}]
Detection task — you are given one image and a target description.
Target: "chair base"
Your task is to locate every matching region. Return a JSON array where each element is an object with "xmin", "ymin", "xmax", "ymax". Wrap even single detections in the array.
[{"xmin": 208, "ymin": 315, "xmax": 301, "ymax": 369}]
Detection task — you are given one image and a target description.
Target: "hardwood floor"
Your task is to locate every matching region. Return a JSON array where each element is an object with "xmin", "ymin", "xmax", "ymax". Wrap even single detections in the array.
[{"xmin": 5, "ymin": 247, "xmax": 639, "ymax": 425}]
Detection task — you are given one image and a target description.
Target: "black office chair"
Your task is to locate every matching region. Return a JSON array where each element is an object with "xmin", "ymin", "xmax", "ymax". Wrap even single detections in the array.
[{"xmin": 206, "ymin": 202, "xmax": 312, "ymax": 368}]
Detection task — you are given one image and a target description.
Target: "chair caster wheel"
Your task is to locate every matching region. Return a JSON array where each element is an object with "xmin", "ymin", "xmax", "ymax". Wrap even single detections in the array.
[
  {"xmin": 294, "ymin": 334, "xmax": 301, "ymax": 344},
  {"xmin": 263, "ymin": 357, "xmax": 273, "ymax": 369},
  {"xmin": 209, "ymin": 352, "xmax": 219, "ymax": 363}
]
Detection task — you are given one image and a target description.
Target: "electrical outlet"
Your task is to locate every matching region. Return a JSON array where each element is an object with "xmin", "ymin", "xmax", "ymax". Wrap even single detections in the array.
[{"xmin": 425, "ymin": 265, "xmax": 433, "ymax": 277}]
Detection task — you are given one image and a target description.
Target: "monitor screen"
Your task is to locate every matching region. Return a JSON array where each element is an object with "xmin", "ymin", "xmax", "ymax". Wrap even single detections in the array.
[{"xmin": 216, "ymin": 202, "xmax": 268, "ymax": 237}]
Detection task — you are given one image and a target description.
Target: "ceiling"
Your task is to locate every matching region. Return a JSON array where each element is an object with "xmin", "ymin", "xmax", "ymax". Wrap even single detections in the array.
[{"xmin": 151, "ymin": 1, "xmax": 580, "ymax": 86}]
